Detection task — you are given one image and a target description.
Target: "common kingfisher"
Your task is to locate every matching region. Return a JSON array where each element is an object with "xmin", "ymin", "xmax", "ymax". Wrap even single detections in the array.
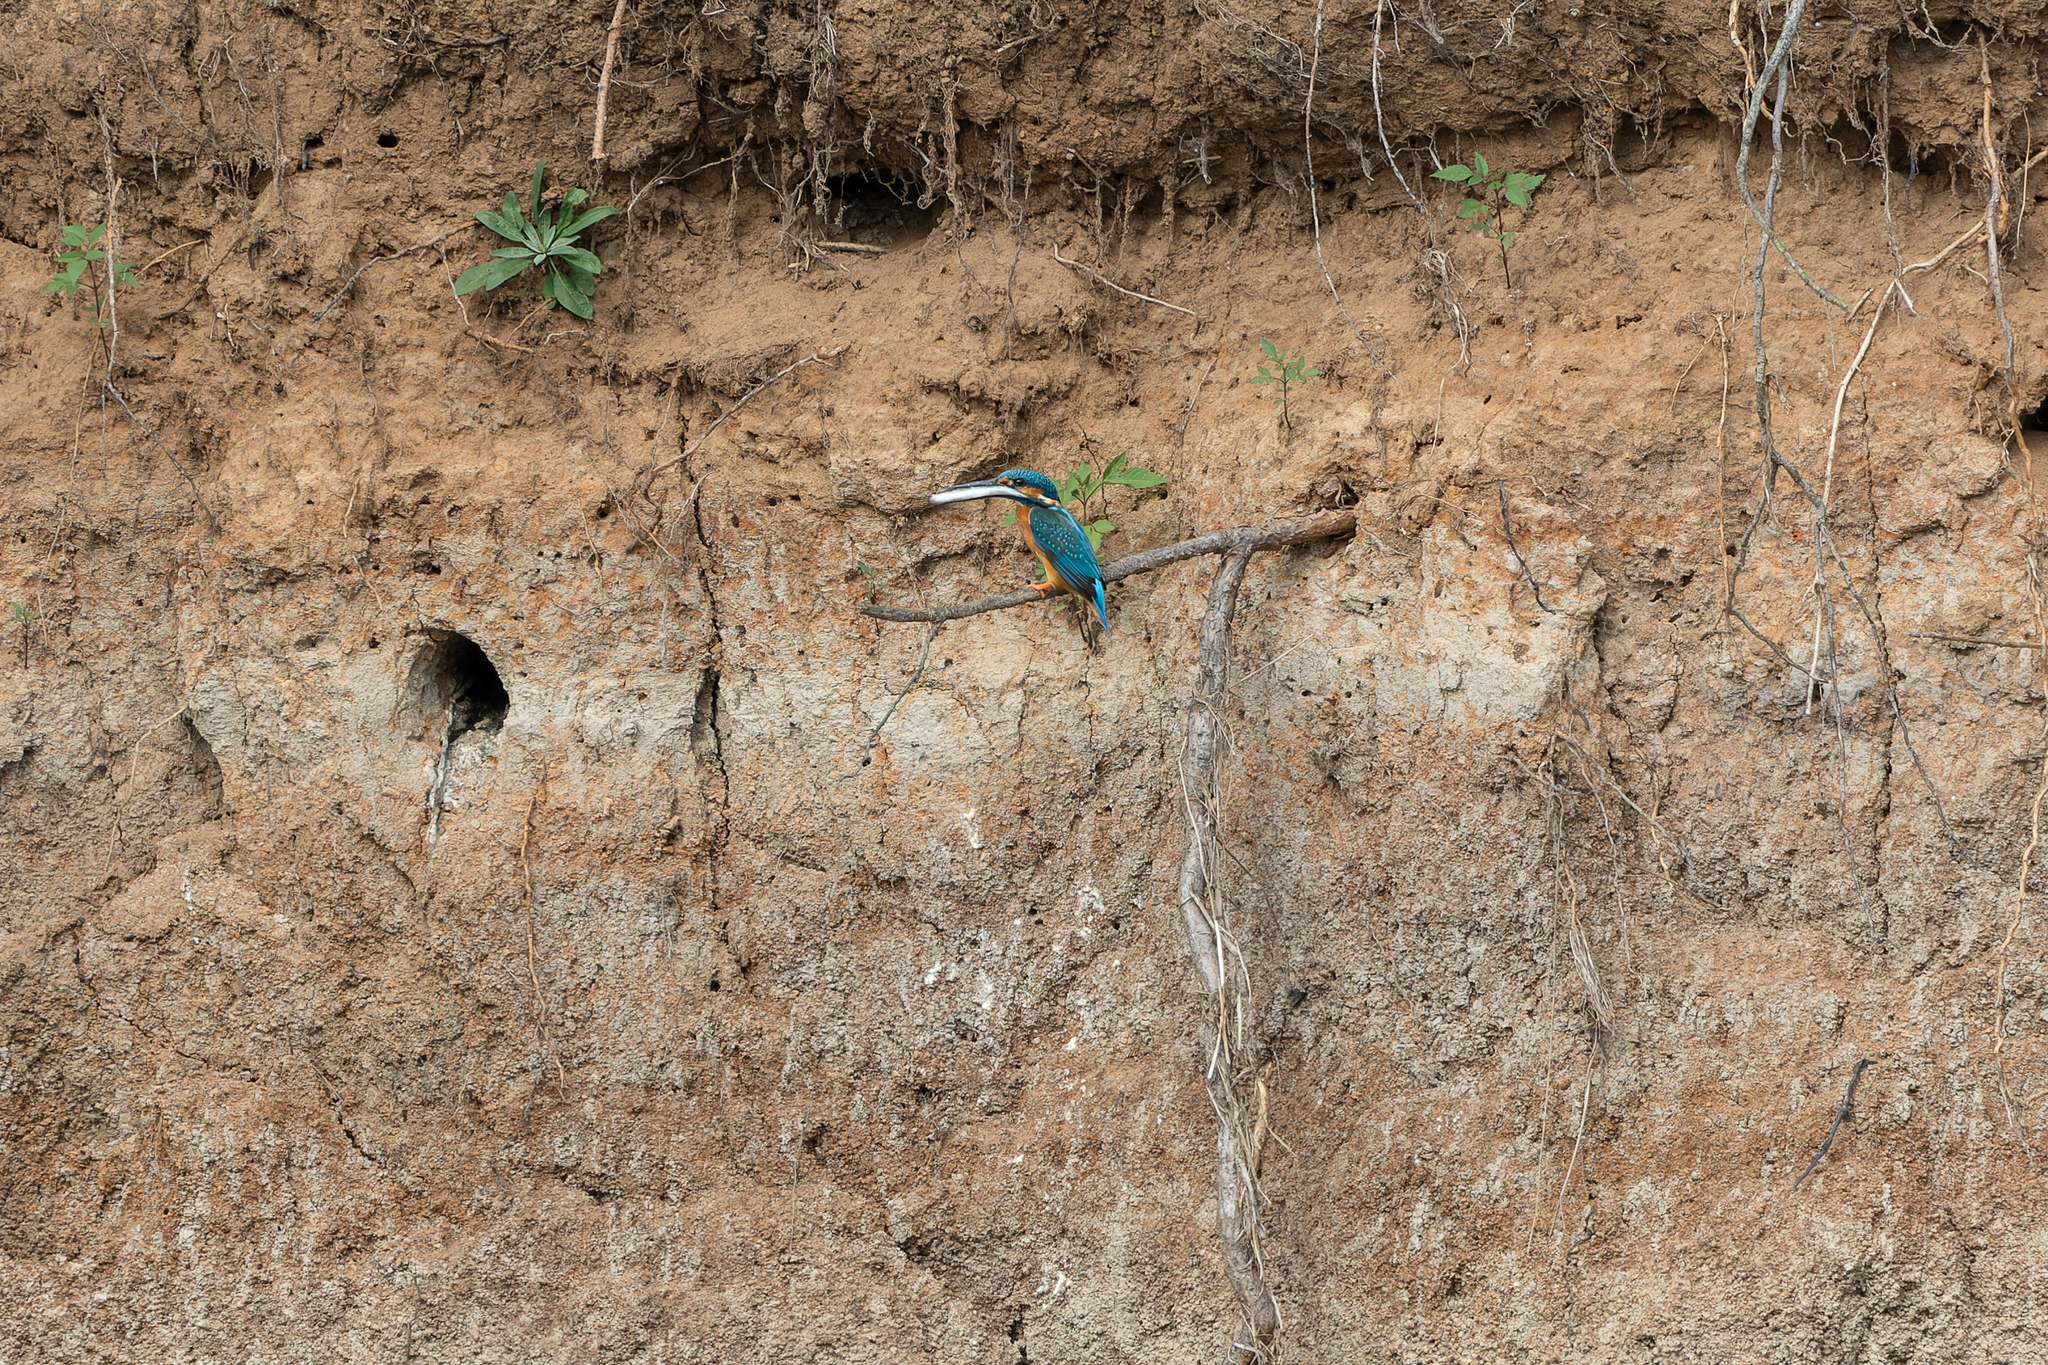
[{"xmin": 930, "ymin": 469, "xmax": 1109, "ymax": 628}]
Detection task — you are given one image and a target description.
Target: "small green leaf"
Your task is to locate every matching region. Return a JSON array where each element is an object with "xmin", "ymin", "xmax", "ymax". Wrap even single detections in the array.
[
  {"xmin": 1000, "ymin": 508, "xmax": 1016, "ymax": 526},
  {"xmin": 1259, "ymin": 337, "xmax": 1280, "ymax": 360},
  {"xmin": 1500, "ymin": 231, "xmax": 1517, "ymax": 247},
  {"xmin": 1104, "ymin": 450, "xmax": 1128, "ymax": 479},
  {"xmin": 1458, "ymin": 199, "xmax": 1482, "ymax": 219},
  {"xmin": 1431, "ymin": 164, "xmax": 1473, "ymax": 183},
  {"xmin": 473, "ymin": 208, "xmax": 522, "ymax": 244},
  {"xmin": 454, "ymin": 255, "xmax": 532, "ymax": 294},
  {"xmin": 1106, "ymin": 467, "xmax": 1168, "ymax": 489},
  {"xmin": 1472, "ymin": 152, "xmax": 1488, "ymax": 178},
  {"xmin": 1502, "ymin": 188, "xmax": 1531, "ymax": 207},
  {"xmin": 557, "ymin": 261, "xmax": 598, "ymax": 295},
  {"xmin": 529, "ymin": 160, "xmax": 547, "ymax": 214},
  {"xmin": 1249, "ymin": 373, "xmax": 1272, "ymax": 385},
  {"xmin": 558, "ymin": 204, "xmax": 619, "ymax": 240},
  {"xmin": 553, "ymin": 245, "xmax": 603, "ymax": 275},
  {"xmin": 556, "ymin": 286, "xmax": 595, "ymax": 320},
  {"xmin": 1301, "ymin": 364, "xmax": 1320, "ymax": 379}
]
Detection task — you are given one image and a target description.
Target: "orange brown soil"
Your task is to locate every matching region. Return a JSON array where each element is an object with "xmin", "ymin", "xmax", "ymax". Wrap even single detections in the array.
[{"xmin": 6, "ymin": 1, "xmax": 2048, "ymax": 1360}]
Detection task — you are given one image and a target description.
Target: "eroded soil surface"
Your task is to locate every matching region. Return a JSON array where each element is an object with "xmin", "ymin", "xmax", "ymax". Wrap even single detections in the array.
[{"xmin": 7, "ymin": 0, "xmax": 2048, "ymax": 1360}]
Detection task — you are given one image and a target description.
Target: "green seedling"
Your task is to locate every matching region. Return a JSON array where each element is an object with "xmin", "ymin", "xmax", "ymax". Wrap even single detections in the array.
[
  {"xmin": 453, "ymin": 159, "xmax": 619, "ymax": 321},
  {"xmin": 9, "ymin": 602, "xmax": 37, "ymax": 623},
  {"xmin": 1249, "ymin": 338, "xmax": 1319, "ymax": 432},
  {"xmin": 46, "ymin": 223, "xmax": 138, "ymax": 329},
  {"xmin": 1431, "ymin": 153, "xmax": 1545, "ymax": 288},
  {"xmin": 1000, "ymin": 451, "xmax": 1168, "ymax": 555},
  {"xmin": 856, "ymin": 560, "xmax": 886, "ymax": 603}
]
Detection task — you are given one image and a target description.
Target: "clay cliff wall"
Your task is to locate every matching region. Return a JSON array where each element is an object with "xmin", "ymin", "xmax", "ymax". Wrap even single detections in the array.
[{"xmin": 5, "ymin": 0, "xmax": 2048, "ymax": 1359}]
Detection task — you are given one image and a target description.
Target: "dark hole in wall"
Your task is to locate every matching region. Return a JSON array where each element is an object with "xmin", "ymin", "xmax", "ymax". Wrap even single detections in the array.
[
  {"xmin": 400, "ymin": 631, "xmax": 508, "ymax": 741},
  {"xmin": 2021, "ymin": 394, "xmax": 2048, "ymax": 431},
  {"xmin": 822, "ymin": 171, "xmax": 934, "ymax": 240},
  {"xmin": 377, "ymin": 132, "xmax": 399, "ymax": 148}
]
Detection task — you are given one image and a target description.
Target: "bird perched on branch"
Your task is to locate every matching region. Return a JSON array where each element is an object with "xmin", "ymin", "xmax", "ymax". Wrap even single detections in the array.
[{"xmin": 930, "ymin": 469, "xmax": 1109, "ymax": 630}]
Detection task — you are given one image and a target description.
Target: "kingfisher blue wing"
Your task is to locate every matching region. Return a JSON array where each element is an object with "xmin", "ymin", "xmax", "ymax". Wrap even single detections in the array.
[{"xmin": 1028, "ymin": 503, "xmax": 1109, "ymax": 628}]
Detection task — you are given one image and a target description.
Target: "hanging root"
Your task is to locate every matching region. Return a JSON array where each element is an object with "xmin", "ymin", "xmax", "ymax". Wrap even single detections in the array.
[{"xmin": 1177, "ymin": 549, "xmax": 1281, "ymax": 1362}]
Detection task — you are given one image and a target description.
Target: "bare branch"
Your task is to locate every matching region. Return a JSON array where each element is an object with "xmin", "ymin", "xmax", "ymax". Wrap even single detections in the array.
[
  {"xmin": 1050, "ymin": 244, "xmax": 1195, "ymax": 318},
  {"xmin": 591, "ymin": 0, "xmax": 631, "ymax": 163},
  {"xmin": 646, "ymin": 347, "xmax": 847, "ymax": 481},
  {"xmin": 857, "ymin": 510, "xmax": 1358, "ymax": 623}
]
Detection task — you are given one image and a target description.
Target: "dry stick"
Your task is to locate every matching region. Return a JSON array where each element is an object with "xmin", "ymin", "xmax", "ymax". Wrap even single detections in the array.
[
  {"xmin": 1304, "ymin": 0, "xmax": 1393, "ymax": 376},
  {"xmin": 858, "ymin": 622, "xmax": 941, "ymax": 763},
  {"xmin": 858, "ymin": 510, "xmax": 1358, "ymax": 624},
  {"xmin": 1049, "ymin": 244, "xmax": 1195, "ymax": 318},
  {"xmin": 314, "ymin": 228, "xmax": 472, "ymax": 323},
  {"xmin": 1176, "ymin": 548, "xmax": 1281, "ymax": 1364},
  {"xmin": 520, "ymin": 768, "xmax": 567, "ymax": 1094},
  {"xmin": 1497, "ymin": 480, "xmax": 1557, "ymax": 614},
  {"xmin": 1981, "ymin": 40, "xmax": 2017, "ymax": 385},
  {"xmin": 1803, "ymin": 281, "xmax": 1901, "ymax": 690},
  {"xmin": 1776, "ymin": 456, "xmax": 1967, "ymax": 850},
  {"xmin": 1714, "ymin": 315, "xmax": 1735, "ymax": 609},
  {"xmin": 137, "ymin": 239, "xmax": 207, "ymax": 275},
  {"xmin": 1791, "ymin": 1058, "xmax": 1875, "ymax": 1191},
  {"xmin": 1369, "ymin": 0, "xmax": 1426, "ymax": 214},
  {"xmin": 645, "ymin": 348, "xmax": 847, "ymax": 482},
  {"xmin": 103, "ymin": 382, "xmax": 221, "ymax": 533},
  {"xmin": 1748, "ymin": 52, "xmax": 1793, "ymax": 517},
  {"xmin": 1908, "ymin": 631, "xmax": 2042, "ymax": 649},
  {"xmin": 591, "ymin": 0, "xmax": 631, "ymax": 164},
  {"xmin": 1732, "ymin": 0, "xmax": 1847, "ymax": 310},
  {"xmin": 1549, "ymin": 1062, "xmax": 1595, "ymax": 1258},
  {"xmin": 1994, "ymin": 560, "xmax": 2048, "ymax": 1144},
  {"xmin": 1902, "ymin": 147, "xmax": 2048, "ymax": 273}
]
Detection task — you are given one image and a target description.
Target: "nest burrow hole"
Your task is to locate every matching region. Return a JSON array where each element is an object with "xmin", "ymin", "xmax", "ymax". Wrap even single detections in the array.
[{"xmin": 402, "ymin": 631, "xmax": 509, "ymax": 741}]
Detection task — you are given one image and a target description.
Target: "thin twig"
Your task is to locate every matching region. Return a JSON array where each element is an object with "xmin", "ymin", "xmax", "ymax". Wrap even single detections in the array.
[
  {"xmin": 520, "ymin": 767, "xmax": 567, "ymax": 1094},
  {"xmin": 1732, "ymin": 0, "xmax": 1847, "ymax": 309},
  {"xmin": 1981, "ymin": 39, "xmax": 2017, "ymax": 383},
  {"xmin": 626, "ymin": 136, "xmax": 753, "ymax": 217},
  {"xmin": 465, "ymin": 327, "xmax": 536, "ymax": 354},
  {"xmin": 1498, "ymin": 480, "xmax": 1556, "ymax": 614},
  {"xmin": 103, "ymin": 382, "xmax": 221, "ymax": 533},
  {"xmin": 858, "ymin": 623, "xmax": 941, "ymax": 765},
  {"xmin": 1304, "ymin": 0, "xmax": 1392, "ymax": 376},
  {"xmin": 1749, "ymin": 50, "xmax": 1793, "ymax": 519},
  {"xmin": 1995, "ymin": 560, "xmax": 2048, "ymax": 1144},
  {"xmin": 1370, "ymin": 0, "xmax": 1427, "ymax": 214},
  {"xmin": 1805, "ymin": 281, "xmax": 1900, "ymax": 689},
  {"xmin": 1549, "ymin": 1061, "xmax": 1594, "ymax": 1259},
  {"xmin": 815, "ymin": 240, "xmax": 886, "ymax": 255},
  {"xmin": 1901, "ymin": 147, "xmax": 2048, "ymax": 273},
  {"xmin": 645, "ymin": 347, "xmax": 847, "ymax": 481},
  {"xmin": 1907, "ymin": 631, "xmax": 2042, "ymax": 649},
  {"xmin": 315, "ymin": 228, "xmax": 471, "ymax": 323},
  {"xmin": 859, "ymin": 510, "xmax": 1358, "ymax": 624},
  {"xmin": 1050, "ymin": 243, "xmax": 1195, "ymax": 318},
  {"xmin": 1715, "ymin": 315, "xmax": 1734, "ymax": 609},
  {"xmin": 591, "ymin": 0, "xmax": 631, "ymax": 163},
  {"xmin": 137, "ymin": 239, "xmax": 207, "ymax": 275},
  {"xmin": 1791, "ymin": 1058, "xmax": 1874, "ymax": 1191}
]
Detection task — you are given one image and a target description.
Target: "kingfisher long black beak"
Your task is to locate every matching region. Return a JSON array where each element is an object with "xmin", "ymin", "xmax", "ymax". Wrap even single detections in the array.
[{"xmin": 930, "ymin": 479, "xmax": 1038, "ymax": 506}]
